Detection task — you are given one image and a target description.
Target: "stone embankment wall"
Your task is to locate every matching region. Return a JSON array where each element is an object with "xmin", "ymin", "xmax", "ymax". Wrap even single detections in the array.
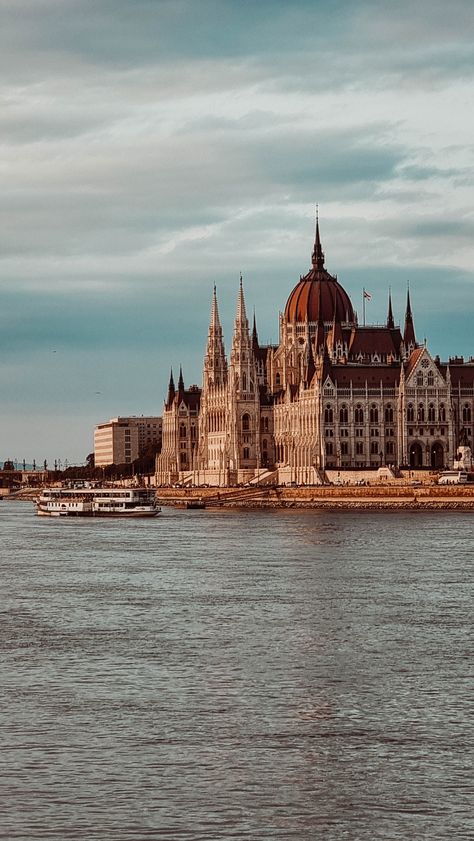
[{"xmin": 156, "ymin": 484, "xmax": 474, "ymax": 510}]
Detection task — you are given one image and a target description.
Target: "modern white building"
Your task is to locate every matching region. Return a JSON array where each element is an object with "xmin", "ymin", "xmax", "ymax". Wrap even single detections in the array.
[{"xmin": 94, "ymin": 416, "xmax": 162, "ymax": 467}]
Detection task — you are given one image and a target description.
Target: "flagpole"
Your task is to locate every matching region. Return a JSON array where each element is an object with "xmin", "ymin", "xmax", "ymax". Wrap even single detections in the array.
[{"xmin": 363, "ymin": 287, "xmax": 366, "ymax": 326}]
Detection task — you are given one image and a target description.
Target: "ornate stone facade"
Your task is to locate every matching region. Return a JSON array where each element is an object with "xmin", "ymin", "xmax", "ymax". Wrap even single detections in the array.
[{"xmin": 156, "ymin": 224, "xmax": 474, "ymax": 486}]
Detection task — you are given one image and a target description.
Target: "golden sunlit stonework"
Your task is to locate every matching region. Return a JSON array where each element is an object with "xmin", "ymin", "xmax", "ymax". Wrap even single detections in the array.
[{"xmin": 155, "ymin": 224, "xmax": 474, "ymax": 487}]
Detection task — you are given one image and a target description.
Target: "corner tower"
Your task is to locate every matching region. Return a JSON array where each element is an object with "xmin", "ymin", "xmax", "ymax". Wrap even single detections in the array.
[
  {"xmin": 203, "ymin": 285, "xmax": 227, "ymax": 389},
  {"xmin": 229, "ymin": 276, "xmax": 260, "ymax": 477}
]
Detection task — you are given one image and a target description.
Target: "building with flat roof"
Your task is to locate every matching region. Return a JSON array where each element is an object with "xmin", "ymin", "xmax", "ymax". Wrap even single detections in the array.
[{"xmin": 94, "ymin": 416, "xmax": 162, "ymax": 467}]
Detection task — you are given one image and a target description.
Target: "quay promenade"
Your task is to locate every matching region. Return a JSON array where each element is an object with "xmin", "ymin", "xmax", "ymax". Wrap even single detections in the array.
[{"xmin": 156, "ymin": 484, "xmax": 474, "ymax": 510}]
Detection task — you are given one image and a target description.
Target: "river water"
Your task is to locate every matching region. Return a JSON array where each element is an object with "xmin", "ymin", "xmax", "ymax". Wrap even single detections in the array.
[{"xmin": 1, "ymin": 501, "xmax": 472, "ymax": 840}]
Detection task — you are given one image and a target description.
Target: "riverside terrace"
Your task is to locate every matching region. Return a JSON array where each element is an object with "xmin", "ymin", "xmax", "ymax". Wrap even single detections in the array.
[{"xmin": 156, "ymin": 481, "xmax": 474, "ymax": 510}]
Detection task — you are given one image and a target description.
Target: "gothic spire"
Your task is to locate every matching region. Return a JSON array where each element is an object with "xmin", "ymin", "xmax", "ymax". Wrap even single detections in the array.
[
  {"xmin": 166, "ymin": 368, "xmax": 175, "ymax": 408},
  {"xmin": 304, "ymin": 321, "xmax": 316, "ymax": 386},
  {"xmin": 252, "ymin": 309, "xmax": 259, "ymax": 351},
  {"xmin": 230, "ymin": 275, "xmax": 254, "ymax": 395},
  {"xmin": 328, "ymin": 285, "xmax": 344, "ymax": 354},
  {"xmin": 387, "ymin": 288, "xmax": 394, "ymax": 329},
  {"xmin": 311, "ymin": 207, "xmax": 325, "ymax": 270},
  {"xmin": 314, "ymin": 276, "xmax": 325, "ymax": 353},
  {"xmin": 236, "ymin": 273, "xmax": 247, "ymax": 324},
  {"xmin": 204, "ymin": 285, "xmax": 227, "ymax": 388},
  {"xmin": 210, "ymin": 284, "xmax": 221, "ymax": 331},
  {"xmin": 178, "ymin": 365, "xmax": 184, "ymax": 391},
  {"xmin": 232, "ymin": 274, "xmax": 250, "ymax": 350},
  {"xmin": 403, "ymin": 285, "xmax": 416, "ymax": 348}
]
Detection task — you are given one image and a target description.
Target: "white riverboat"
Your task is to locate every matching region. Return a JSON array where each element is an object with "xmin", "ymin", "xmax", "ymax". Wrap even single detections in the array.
[{"xmin": 37, "ymin": 486, "xmax": 159, "ymax": 517}]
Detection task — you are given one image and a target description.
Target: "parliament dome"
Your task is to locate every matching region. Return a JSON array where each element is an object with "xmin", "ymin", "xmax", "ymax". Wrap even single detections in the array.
[{"xmin": 284, "ymin": 223, "xmax": 355, "ymax": 325}]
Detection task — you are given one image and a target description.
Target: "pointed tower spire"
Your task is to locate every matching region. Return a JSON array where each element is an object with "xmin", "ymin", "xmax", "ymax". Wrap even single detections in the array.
[
  {"xmin": 311, "ymin": 206, "xmax": 325, "ymax": 270},
  {"xmin": 304, "ymin": 321, "xmax": 316, "ymax": 386},
  {"xmin": 328, "ymin": 285, "xmax": 344, "ymax": 358},
  {"xmin": 178, "ymin": 365, "xmax": 184, "ymax": 392},
  {"xmin": 252, "ymin": 309, "xmax": 259, "ymax": 352},
  {"xmin": 403, "ymin": 284, "xmax": 416, "ymax": 348},
  {"xmin": 314, "ymin": 276, "xmax": 325, "ymax": 354},
  {"xmin": 166, "ymin": 368, "xmax": 175, "ymax": 408},
  {"xmin": 230, "ymin": 274, "xmax": 254, "ymax": 395},
  {"xmin": 236, "ymin": 273, "xmax": 247, "ymax": 323},
  {"xmin": 203, "ymin": 285, "xmax": 227, "ymax": 389},
  {"xmin": 387, "ymin": 288, "xmax": 394, "ymax": 329},
  {"xmin": 210, "ymin": 284, "xmax": 221, "ymax": 331},
  {"xmin": 232, "ymin": 274, "xmax": 250, "ymax": 343}
]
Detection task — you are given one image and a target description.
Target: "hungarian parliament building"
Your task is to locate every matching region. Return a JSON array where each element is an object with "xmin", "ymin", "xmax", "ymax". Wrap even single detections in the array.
[{"xmin": 156, "ymin": 223, "xmax": 473, "ymax": 486}]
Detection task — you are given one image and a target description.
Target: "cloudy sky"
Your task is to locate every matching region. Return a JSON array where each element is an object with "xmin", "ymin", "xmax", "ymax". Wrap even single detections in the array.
[{"xmin": 1, "ymin": 0, "xmax": 473, "ymax": 465}]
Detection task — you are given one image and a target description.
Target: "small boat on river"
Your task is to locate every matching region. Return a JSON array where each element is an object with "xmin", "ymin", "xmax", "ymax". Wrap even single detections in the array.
[
  {"xmin": 37, "ymin": 486, "xmax": 159, "ymax": 517},
  {"xmin": 185, "ymin": 499, "xmax": 206, "ymax": 509}
]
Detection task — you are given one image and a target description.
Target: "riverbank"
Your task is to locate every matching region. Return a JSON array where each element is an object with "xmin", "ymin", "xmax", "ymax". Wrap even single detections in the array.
[
  {"xmin": 7, "ymin": 484, "xmax": 474, "ymax": 510},
  {"xmin": 156, "ymin": 485, "xmax": 474, "ymax": 510}
]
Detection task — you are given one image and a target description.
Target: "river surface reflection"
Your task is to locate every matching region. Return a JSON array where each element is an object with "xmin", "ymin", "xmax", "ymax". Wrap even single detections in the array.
[{"xmin": 1, "ymin": 502, "xmax": 472, "ymax": 840}]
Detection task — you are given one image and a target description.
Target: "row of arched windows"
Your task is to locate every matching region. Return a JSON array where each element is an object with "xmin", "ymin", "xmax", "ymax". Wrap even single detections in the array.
[
  {"xmin": 326, "ymin": 440, "xmax": 396, "ymax": 457},
  {"xmin": 324, "ymin": 403, "xmax": 394, "ymax": 426},
  {"xmin": 407, "ymin": 403, "xmax": 446, "ymax": 423},
  {"xmin": 416, "ymin": 371, "xmax": 435, "ymax": 387}
]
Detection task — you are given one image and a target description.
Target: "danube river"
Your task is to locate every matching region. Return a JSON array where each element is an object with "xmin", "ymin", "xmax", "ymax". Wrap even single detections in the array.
[{"xmin": 1, "ymin": 501, "xmax": 472, "ymax": 840}]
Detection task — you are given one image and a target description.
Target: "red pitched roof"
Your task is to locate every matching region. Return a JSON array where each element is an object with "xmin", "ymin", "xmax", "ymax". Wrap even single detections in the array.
[
  {"xmin": 331, "ymin": 364, "xmax": 400, "ymax": 387},
  {"xmin": 404, "ymin": 346, "xmax": 424, "ymax": 378},
  {"xmin": 348, "ymin": 326, "xmax": 402, "ymax": 357},
  {"xmin": 447, "ymin": 364, "xmax": 474, "ymax": 387}
]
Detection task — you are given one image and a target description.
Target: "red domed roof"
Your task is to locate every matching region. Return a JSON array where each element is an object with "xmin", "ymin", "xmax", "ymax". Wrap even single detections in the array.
[{"xmin": 284, "ymin": 224, "xmax": 355, "ymax": 325}]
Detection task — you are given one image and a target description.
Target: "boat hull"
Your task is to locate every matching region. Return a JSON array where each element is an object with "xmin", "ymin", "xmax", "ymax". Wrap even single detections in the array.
[
  {"xmin": 36, "ymin": 486, "xmax": 160, "ymax": 518},
  {"xmin": 37, "ymin": 508, "xmax": 159, "ymax": 517}
]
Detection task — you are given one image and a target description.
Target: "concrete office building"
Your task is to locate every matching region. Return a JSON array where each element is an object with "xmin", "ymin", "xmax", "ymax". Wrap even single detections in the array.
[{"xmin": 94, "ymin": 416, "xmax": 162, "ymax": 467}]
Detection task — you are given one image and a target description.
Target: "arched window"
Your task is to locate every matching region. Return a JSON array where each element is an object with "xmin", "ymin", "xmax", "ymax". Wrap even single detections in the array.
[
  {"xmin": 179, "ymin": 424, "xmax": 187, "ymax": 439},
  {"xmin": 355, "ymin": 404, "xmax": 364, "ymax": 425},
  {"xmin": 386, "ymin": 441, "xmax": 395, "ymax": 455},
  {"xmin": 407, "ymin": 404, "xmax": 415, "ymax": 422},
  {"xmin": 416, "ymin": 372, "xmax": 424, "ymax": 387},
  {"xmin": 385, "ymin": 404, "xmax": 393, "ymax": 423},
  {"xmin": 242, "ymin": 372, "xmax": 247, "ymax": 391},
  {"xmin": 242, "ymin": 413, "xmax": 250, "ymax": 431},
  {"xmin": 427, "ymin": 371, "xmax": 434, "ymax": 387},
  {"xmin": 275, "ymin": 373, "xmax": 281, "ymax": 386},
  {"xmin": 463, "ymin": 404, "xmax": 472, "ymax": 423},
  {"xmin": 418, "ymin": 403, "xmax": 425, "ymax": 423},
  {"xmin": 428, "ymin": 403, "xmax": 435, "ymax": 423},
  {"xmin": 324, "ymin": 404, "xmax": 333, "ymax": 424},
  {"xmin": 439, "ymin": 404, "xmax": 446, "ymax": 422},
  {"xmin": 326, "ymin": 441, "xmax": 333, "ymax": 455},
  {"xmin": 339, "ymin": 404, "xmax": 348, "ymax": 424},
  {"xmin": 370, "ymin": 404, "xmax": 378, "ymax": 424},
  {"xmin": 243, "ymin": 447, "xmax": 249, "ymax": 460}
]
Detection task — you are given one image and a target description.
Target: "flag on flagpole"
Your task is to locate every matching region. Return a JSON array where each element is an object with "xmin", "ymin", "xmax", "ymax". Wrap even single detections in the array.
[{"xmin": 363, "ymin": 289, "xmax": 372, "ymax": 301}]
